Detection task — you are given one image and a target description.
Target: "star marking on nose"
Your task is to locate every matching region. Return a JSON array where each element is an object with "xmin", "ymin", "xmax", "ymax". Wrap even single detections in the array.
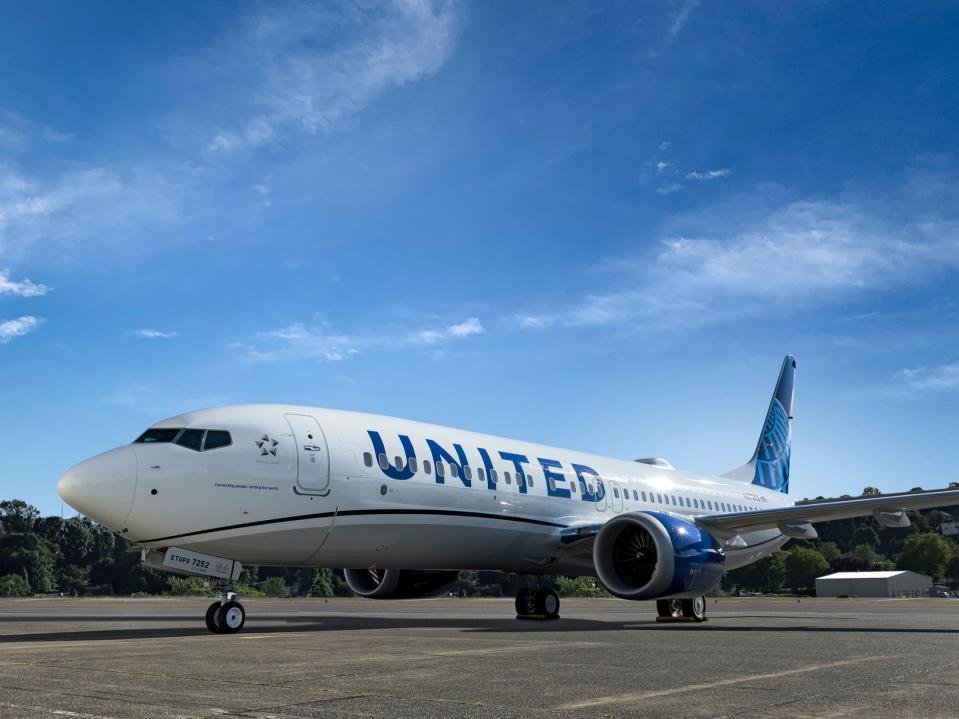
[{"xmin": 256, "ymin": 434, "xmax": 279, "ymax": 456}]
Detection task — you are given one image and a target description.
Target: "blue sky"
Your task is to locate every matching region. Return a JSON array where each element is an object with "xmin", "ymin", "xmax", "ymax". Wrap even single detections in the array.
[{"xmin": 2, "ymin": 1, "xmax": 958, "ymax": 515}]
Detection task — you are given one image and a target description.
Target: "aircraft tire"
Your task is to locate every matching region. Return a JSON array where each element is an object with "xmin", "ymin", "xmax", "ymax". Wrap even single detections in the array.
[
  {"xmin": 205, "ymin": 601, "xmax": 221, "ymax": 633},
  {"xmin": 656, "ymin": 599, "xmax": 683, "ymax": 618},
  {"xmin": 680, "ymin": 596, "xmax": 707, "ymax": 622},
  {"xmin": 535, "ymin": 587, "xmax": 560, "ymax": 619},
  {"xmin": 215, "ymin": 601, "xmax": 246, "ymax": 634},
  {"xmin": 515, "ymin": 588, "xmax": 533, "ymax": 616}
]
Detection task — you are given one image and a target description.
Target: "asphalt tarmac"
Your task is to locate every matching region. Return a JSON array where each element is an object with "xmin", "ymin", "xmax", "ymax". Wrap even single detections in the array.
[{"xmin": 0, "ymin": 596, "xmax": 957, "ymax": 718}]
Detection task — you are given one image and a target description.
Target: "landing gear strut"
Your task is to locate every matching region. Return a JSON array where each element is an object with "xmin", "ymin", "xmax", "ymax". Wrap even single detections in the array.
[
  {"xmin": 205, "ymin": 589, "xmax": 246, "ymax": 634},
  {"xmin": 656, "ymin": 596, "xmax": 707, "ymax": 622},
  {"xmin": 515, "ymin": 577, "xmax": 560, "ymax": 620}
]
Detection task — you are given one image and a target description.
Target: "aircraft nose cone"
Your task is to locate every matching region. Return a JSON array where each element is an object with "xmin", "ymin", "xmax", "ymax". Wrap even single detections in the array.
[{"xmin": 58, "ymin": 447, "xmax": 138, "ymax": 531}]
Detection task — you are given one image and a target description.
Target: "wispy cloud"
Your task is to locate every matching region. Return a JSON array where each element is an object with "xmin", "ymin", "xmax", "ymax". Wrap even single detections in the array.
[
  {"xmin": 0, "ymin": 269, "xmax": 50, "ymax": 297},
  {"xmin": 134, "ymin": 329, "xmax": 180, "ymax": 339},
  {"xmin": 893, "ymin": 363, "xmax": 959, "ymax": 395},
  {"xmin": 415, "ymin": 316, "xmax": 484, "ymax": 343},
  {"xmin": 0, "ymin": 315, "xmax": 41, "ymax": 343},
  {"xmin": 686, "ymin": 168, "xmax": 730, "ymax": 181},
  {"xmin": 656, "ymin": 182, "xmax": 683, "ymax": 195},
  {"xmin": 208, "ymin": 0, "xmax": 459, "ymax": 152},
  {"xmin": 240, "ymin": 315, "xmax": 484, "ymax": 363},
  {"xmin": 246, "ymin": 322, "xmax": 359, "ymax": 362},
  {"xmin": 0, "ymin": 109, "xmax": 71, "ymax": 152},
  {"xmin": 666, "ymin": 0, "xmax": 699, "ymax": 46},
  {"xmin": 514, "ymin": 185, "xmax": 959, "ymax": 332}
]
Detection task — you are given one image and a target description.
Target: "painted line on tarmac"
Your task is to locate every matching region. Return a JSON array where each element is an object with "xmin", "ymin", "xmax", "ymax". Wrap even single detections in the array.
[
  {"xmin": 0, "ymin": 701, "xmax": 125, "ymax": 719},
  {"xmin": 556, "ymin": 655, "xmax": 896, "ymax": 710}
]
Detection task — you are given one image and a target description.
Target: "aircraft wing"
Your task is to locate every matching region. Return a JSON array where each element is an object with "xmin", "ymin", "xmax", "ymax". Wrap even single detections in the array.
[{"xmin": 695, "ymin": 487, "xmax": 959, "ymax": 537}]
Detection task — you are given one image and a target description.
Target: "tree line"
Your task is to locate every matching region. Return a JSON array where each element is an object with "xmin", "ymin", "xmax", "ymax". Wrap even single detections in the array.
[{"xmin": 1, "ymin": 491, "xmax": 957, "ymax": 598}]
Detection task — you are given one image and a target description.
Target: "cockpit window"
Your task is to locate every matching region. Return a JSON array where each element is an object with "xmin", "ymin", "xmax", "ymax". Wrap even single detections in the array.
[
  {"xmin": 204, "ymin": 430, "xmax": 232, "ymax": 450},
  {"xmin": 135, "ymin": 428, "xmax": 182, "ymax": 444},
  {"xmin": 175, "ymin": 429, "xmax": 205, "ymax": 452}
]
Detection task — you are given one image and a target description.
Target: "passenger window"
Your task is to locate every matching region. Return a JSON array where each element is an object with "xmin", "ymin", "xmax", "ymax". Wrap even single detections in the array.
[
  {"xmin": 707, "ymin": 500, "xmax": 713, "ymax": 510},
  {"xmin": 526, "ymin": 474, "xmax": 534, "ymax": 487},
  {"xmin": 656, "ymin": 493, "xmax": 662, "ymax": 503},
  {"xmin": 204, "ymin": 430, "xmax": 232, "ymax": 451},
  {"xmin": 671, "ymin": 496, "xmax": 677, "ymax": 505},
  {"xmin": 450, "ymin": 463, "xmax": 459, "ymax": 478},
  {"xmin": 570, "ymin": 481, "xmax": 577, "ymax": 493},
  {"xmin": 363, "ymin": 452, "xmax": 373, "ymax": 467},
  {"xmin": 490, "ymin": 469, "xmax": 498, "ymax": 484},
  {"xmin": 641, "ymin": 491, "xmax": 647, "ymax": 501},
  {"xmin": 394, "ymin": 456, "xmax": 403, "ymax": 470},
  {"xmin": 685, "ymin": 497, "xmax": 691, "ymax": 507},
  {"xmin": 424, "ymin": 460, "xmax": 432, "ymax": 474},
  {"xmin": 633, "ymin": 490, "xmax": 638, "ymax": 500},
  {"xmin": 464, "ymin": 465, "xmax": 472, "ymax": 480},
  {"xmin": 613, "ymin": 487, "xmax": 620, "ymax": 498},
  {"xmin": 437, "ymin": 462, "xmax": 446, "ymax": 477},
  {"xmin": 176, "ymin": 429, "xmax": 204, "ymax": 452},
  {"xmin": 478, "ymin": 467, "xmax": 485, "ymax": 481},
  {"xmin": 410, "ymin": 458, "xmax": 418, "ymax": 472},
  {"xmin": 378, "ymin": 453, "xmax": 389, "ymax": 470},
  {"xmin": 505, "ymin": 471, "xmax": 512, "ymax": 484}
]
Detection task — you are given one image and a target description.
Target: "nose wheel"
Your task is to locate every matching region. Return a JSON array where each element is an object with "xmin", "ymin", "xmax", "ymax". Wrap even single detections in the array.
[{"xmin": 205, "ymin": 591, "xmax": 246, "ymax": 634}]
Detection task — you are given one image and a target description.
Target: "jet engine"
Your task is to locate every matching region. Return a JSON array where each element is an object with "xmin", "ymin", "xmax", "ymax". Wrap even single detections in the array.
[
  {"xmin": 592, "ymin": 511, "xmax": 724, "ymax": 600},
  {"xmin": 343, "ymin": 568, "xmax": 459, "ymax": 599}
]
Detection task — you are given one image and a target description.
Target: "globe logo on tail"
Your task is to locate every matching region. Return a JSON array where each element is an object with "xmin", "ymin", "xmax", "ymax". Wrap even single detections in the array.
[{"xmin": 752, "ymin": 398, "xmax": 790, "ymax": 493}]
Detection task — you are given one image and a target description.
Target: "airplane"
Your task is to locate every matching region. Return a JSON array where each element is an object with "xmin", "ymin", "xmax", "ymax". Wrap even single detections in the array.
[{"xmin": 58, "ymin": 355, "xmax": 959, "ymax": 633}]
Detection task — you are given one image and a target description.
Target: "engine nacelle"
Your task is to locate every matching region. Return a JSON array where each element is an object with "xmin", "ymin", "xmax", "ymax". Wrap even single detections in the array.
[
  {"xmin": 343, "ymin": 568, "xmax": 459, "ymax": 599},
  {"xmin": 593, "ymin": 511, "xmax": 724, "ymax": 600}
]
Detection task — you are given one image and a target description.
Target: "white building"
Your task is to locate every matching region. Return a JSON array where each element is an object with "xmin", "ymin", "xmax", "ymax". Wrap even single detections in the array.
[{"xmin": 815, "ymin": 570, "xmax": 932, "ymax": 598}]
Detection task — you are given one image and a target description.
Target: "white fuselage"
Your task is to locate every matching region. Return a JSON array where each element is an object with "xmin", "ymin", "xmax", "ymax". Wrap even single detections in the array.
[{"xmin": 59, "ymin": 404, "xmax": 790, "ymax": 575}]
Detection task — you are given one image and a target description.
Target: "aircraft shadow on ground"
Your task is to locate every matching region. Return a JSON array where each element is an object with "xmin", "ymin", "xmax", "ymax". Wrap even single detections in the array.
[{"xmin": 2, "ymin": 614, "xmax": 958, "ymax": 643}]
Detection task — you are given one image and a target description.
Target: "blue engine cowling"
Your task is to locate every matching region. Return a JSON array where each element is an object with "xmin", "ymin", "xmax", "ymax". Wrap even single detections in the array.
[
  {"xmin": 592, "ymin": 511, "xmax": 724, "ymax": 600},
  {"xmin": 343, "ymin": 568, "xmax": 459, "ymax": 599}
]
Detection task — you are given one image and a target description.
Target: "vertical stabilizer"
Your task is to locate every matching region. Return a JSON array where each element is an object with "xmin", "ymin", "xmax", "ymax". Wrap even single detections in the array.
[{"xmin": 722, "ymin": 355, "xmax": 796, "ymax": 494}]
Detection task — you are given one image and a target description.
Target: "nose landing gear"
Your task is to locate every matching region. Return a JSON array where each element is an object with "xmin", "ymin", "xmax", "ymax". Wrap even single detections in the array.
[{"xmin": 205, "ymin": 590, "xmax": 246, "ymax": 634}]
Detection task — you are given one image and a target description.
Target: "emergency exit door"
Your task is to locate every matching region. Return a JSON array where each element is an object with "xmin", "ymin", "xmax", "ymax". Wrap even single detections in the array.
[{"xmin": 285, "ymin": 414, "xmax": 330, "ymax": 494}]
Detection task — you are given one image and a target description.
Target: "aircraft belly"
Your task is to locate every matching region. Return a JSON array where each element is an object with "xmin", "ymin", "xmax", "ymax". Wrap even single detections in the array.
[
  {"xmin": 313, "ymin": 516, "xmax": 559, "ymax": 571},
  {"xmin": 176, "ymin": 520, "xmax": 334, "ymax": 566}
]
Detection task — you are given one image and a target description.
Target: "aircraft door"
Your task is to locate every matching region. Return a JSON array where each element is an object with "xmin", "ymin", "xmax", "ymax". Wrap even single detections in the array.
[
  {"xmin": 285, "ymin": 414, "xmax": 330, "ymax": 494},
  {"xmin": 593, "ymin": 477, "xmax": 607, "ymax": 512},
  {"xmin": 611, "ymin": 482, "xmax": 624, "ymax": 512}
]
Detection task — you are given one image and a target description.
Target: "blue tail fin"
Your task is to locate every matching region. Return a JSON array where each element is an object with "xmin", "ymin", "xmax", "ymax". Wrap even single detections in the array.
[{"xmin": 722, "ymin": 355, "xmax": 796, "ymax": 494}]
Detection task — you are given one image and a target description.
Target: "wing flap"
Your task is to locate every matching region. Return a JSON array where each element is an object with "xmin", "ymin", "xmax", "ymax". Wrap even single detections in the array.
[{"xmin": 695, "ymin": 487, "xmax": 959, "ymax": 536}]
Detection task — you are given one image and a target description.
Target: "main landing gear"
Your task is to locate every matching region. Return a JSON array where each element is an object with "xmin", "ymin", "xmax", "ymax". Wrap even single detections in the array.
[
  {"xmin": 515, "ymin": 577, "xmax": 560, "ymax": 620},
  {"xmin": 656, "ymin": 596, "xmax": 707, "ymax": 622},
  {"xmin": 205, "ymin": 589, "xmax": 246, "ymax": 634}
]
